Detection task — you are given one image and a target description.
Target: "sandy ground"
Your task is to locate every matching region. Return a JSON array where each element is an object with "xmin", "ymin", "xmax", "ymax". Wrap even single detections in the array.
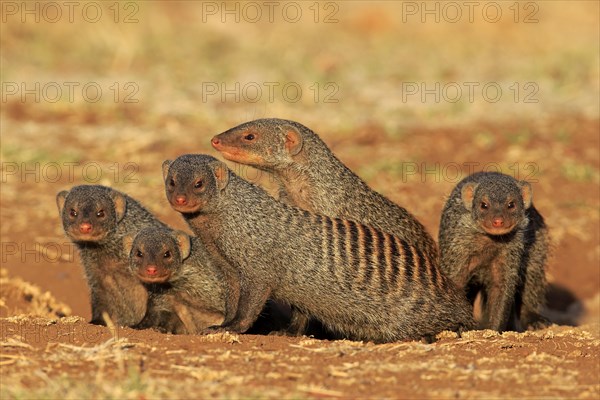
[
  {"xmin": 1, "ymin": 315, "xmax": 599, "ymax": 399},
  {"xmin": 1, "ymin": 117, "xmax": 599, "ymax": 398},
  {"xmin": 1, "ymin": 2, "xmax": 599, "ymax": 398}
]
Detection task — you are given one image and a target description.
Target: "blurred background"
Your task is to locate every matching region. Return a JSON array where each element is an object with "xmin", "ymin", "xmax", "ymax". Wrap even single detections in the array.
[
  {"xmin": 2, "ymin": 1, "xmax": 598, "ymax": 129},
  {"xmin": 1, "ymin": 1, "xmax": 598, "ymax": 324}
]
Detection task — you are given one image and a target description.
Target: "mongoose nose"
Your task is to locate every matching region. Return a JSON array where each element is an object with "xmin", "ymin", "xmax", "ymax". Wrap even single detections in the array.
[
  {"xmin": 145, "ymin": 266, "xmax": 158, "ymax": 276},
  {"xmin": 79, "ymin": 223, "xmax": 93, "ymax": 234},
  {"xmin": 492, "ymin": 218, "xmax": 504, "ymax": 228},
  {"xmin": 211, "ymin": 137, "xmax": 221, "ymax": 148},
  {"xmin": 175, "ymin": 195, "xmax": 187, "ymax": 205}
]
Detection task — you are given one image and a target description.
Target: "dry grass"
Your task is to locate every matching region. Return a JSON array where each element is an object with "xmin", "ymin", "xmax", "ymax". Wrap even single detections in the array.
[
  {"xmin": 1, "ymin": 2, "xmax": 598, "ymax": 133},
  {"xmin": 0, "ymin": 1, "xmax": 598, "ymax": 398},
  {"xmin": 0, "ymin": 269, "xmax": 72, "ymax": 319},
  {"xmin": 1, "ymin": 316, "xmax": 599, "ymax": 399}
]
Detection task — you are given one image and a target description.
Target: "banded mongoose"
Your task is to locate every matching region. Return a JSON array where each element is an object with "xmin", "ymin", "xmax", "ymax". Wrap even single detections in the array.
[
  {"xmin": 162, "ymin": 154, "xmax": 475, "ymax": 343},
  {"xmin": 127, "ymin": 227, "xmax": 292, "ymax": 335},
  {"xmin": 211, "ymin": 118, "xmax": 438, "ymax": 262},
  {"xmin": 211, "ymin": 118, "xmax": 441, "ymax": 334},
  {"xmin": 57, "ymin": 185, "xmax": 166, "ymax": 326},
  {"xmin": 126, "ymin": 227, "xmax": 225, "ymax": 334},
  {"xmin": 438, "ymin": 171, "xmax": 549, "ymax": 332}
]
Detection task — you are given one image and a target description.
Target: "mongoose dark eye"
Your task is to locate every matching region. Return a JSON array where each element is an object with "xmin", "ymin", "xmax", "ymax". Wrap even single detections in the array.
[
  {"xmin": 507, "ymin": 201, "xmax": 515, "ymax": 209},
  {"xmin": 244, "ymin": 134, "xmax": 255, "ymax": 141},
  {"xmin": 194, "ymin": 180, "xmax": 203, "ymax": 189},
  {"xmin": 69, "ymin": 209, "xmax": 78, "ymax": 217},
  {"xmin": 96, "ymin": 210, "xmax": 105, "ymax": 218},
  {"xmin": 169, "ymin": 178, "xmax": 175, "ymax": 187},
  {"xmin": 480, "ymin": 202, "xmax": 488, "ymax": 210},
  {"xmin": 164, "ymin": 250, "xmax": 172, "ymax": 258},
  {"xmin": 136, "ymin": 250, "xmax": 143, "ymax": 258}
]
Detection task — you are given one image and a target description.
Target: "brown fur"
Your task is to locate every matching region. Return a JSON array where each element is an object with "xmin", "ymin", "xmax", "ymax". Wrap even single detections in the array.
[
  {"xmin": 57, "ymin": 185, "xmax": 166, "ymax": 326},
  {"xmin": 162, "ymin": 154, "xmax": 475, "ymax": 343},
  {"xmin": 439, "ymin": 172, "xmax": 550, "ymax": 332}
]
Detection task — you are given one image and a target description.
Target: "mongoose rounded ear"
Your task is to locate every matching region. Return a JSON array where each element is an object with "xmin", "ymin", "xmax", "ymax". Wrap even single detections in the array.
[
  {"xmin": 461, "ymin": 183, "xmax": 478, "ymax": 210},
  {"xmin": 162, "ymin": 160, "xmax": 172, "ymax": 181},
  {"xmin": 111, "ymin": 191, "xmax": 127, "ymax": 222},
  {"xmin": 212, "ymin": 161, "xmax": 230, "ymax": 191},
  {"xmin": 56, "ymin": 190, "xmax": 69, "ymax": 215},
  {"xmin": 520, "ymin": 181, "xmax": 533, "ymax": 209},
  {"xmin": 283, "ymin": 125, "xmax": 304, "ymax": 156},
  {"xmin": 123, "ymin": 235, "xmax": 134, "ymax": 257},
  {"xmin": 173, "ymin": 230, "xmax": 191, "ymax": 260}
]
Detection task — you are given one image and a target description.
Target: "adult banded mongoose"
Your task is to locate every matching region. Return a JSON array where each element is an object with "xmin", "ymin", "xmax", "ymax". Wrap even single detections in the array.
[
  {"xmin": 57, "ymin": 185, "xmax": 166, "ymax": 326},
  {"xmin": 438, "ymin": 171, "xmax": 549, "ymax": 332},
  {"xmin": 211, "ymin": 118, "xmax": 438, "ymax": 262},
  {"xmin": 211, "ymin": 118, "xmax": 441, "ymax": 334},
  {"xmin": 162, "ymin": 154, "xmax": 475, "ymax": 343},
  {"xmin": 126, "ymin": 227, "xmax": 225, "ymax": 334}
]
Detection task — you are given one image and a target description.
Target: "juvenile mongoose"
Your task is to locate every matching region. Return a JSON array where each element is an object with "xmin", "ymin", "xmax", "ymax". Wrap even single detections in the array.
[
  {"xmin": 438, "ymin": 171, "xmax": 549, "ymax": 332},
  {"xmin": 162, "ymin": 154, "xmax": 475, "ymax": 343},
  {"xmin": 126, "ymin": 227, "xmax": 225, "ymax": 334},
  {"xmin": 211, "ymin": 118, "xmax": 438, "ymax": 262},
  {"xmin": 128, "ymin": 227, "xmax": 292, "ymax": 335},
  {"xmin": 57, "ymin": 185, "xmax": 166, "ymax": 326}
]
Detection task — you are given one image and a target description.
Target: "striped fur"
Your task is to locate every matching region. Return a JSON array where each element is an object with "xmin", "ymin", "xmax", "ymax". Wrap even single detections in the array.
[
  {"xmin": 164, "ymin": 154, "xmax": 475, "ymax": 343},
  {"xmin": 212, "ymin": 118, "xmax": 439, "ymax": 263}
]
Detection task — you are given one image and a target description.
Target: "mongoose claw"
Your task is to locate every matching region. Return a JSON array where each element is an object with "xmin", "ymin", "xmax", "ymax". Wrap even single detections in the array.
[
  {"xmin": 267, "ymin": 329, "xmax": 297, "ymax": 337},
  {"xmin": 202, "ymin": 325, "xmax": 228, "ymax": 334}
]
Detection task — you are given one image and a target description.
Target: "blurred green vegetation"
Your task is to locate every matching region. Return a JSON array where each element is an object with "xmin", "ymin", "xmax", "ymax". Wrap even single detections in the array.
[
  {"xmin": 561, "ymin": 160, "xmax": 600, "ymax": 183},
  {"xmin": 1, "ymin": 1, "xmax": 598, "ymax": 133}
]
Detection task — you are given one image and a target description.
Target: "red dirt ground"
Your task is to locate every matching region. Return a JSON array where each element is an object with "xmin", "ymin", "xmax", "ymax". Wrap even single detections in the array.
[{"xmin": 1, "ymin": 117, "xmax": 599, "ymax": 398}]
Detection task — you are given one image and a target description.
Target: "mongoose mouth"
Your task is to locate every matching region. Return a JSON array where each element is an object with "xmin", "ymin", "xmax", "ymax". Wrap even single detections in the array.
[
  {"xmin": 137, "ymin": 271, "xmax": 171, "ymax": 284},
  {"xmin": 170, "ymin": 202, "xmax": 203, "ymax": 214},
  {"xmin": 481, "ymin": 224, "xmax": 517, "ymax": 236},
  {"xmin": 67, "ymin": 229, "xmax": 108, "ymax": 242},
  {"xmin": 213, "ymin": 147, "xmax": 266, "ymax": 166},
  {"xmin": 216, "ymin": 149, "xmax": 242, "ymax": 162}
]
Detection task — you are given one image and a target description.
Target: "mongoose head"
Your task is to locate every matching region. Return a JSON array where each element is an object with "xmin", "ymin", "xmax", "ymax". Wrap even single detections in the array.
[
  {"xmin": 56, "ymin": 185, "xmax": 126, "ymax": 242},
  {"xmin": 461, "ymin": 173, "xmax": 532, "ymax": 236},
  {"xmin": 162, "ymin": 154, "xmax": 230, "ymax": 214},
  {"xmin": 211, "ymin": 118, "xmax": 304, "ymax": 170},
  {"xmin": 125, "ymin": 228, "xmax": 191, "ymax": 284}
]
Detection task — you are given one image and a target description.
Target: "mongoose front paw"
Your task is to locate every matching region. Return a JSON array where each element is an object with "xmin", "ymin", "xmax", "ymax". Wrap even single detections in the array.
[
  {"xmin": 204, "ymin": 320, "xmax": 250, "ymax": 334},
  {"xmin": 268, "ymin": 329, "xmax": 295, "ymax": 337},
  {"xmin": 203, "ymin": 324, "xmax": 245, "ymax": 334},
  {"xmin": 202, "ymin": 325, "xmax": 228, "ymax": 334},
  {"xmin": 525, "ymin": 315, "xmax": 552, "ymax": 331}
]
